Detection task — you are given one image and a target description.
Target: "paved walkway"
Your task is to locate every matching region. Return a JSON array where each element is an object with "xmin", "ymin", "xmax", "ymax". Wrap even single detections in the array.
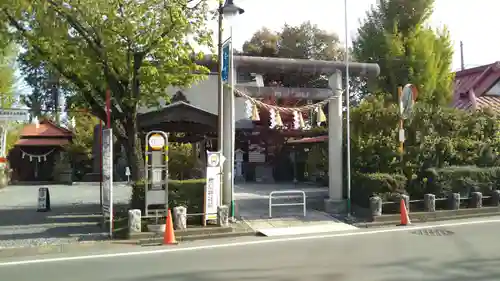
[
  {"xmin": 0, "ymin": 183, "xmax": 131, "ymax": 249},
  {"xmin": 234, "ymin": 183, "xmax": 356, "ymax": 236}
]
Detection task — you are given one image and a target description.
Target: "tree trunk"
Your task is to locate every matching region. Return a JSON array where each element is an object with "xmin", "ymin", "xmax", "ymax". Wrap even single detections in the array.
[{"xmin": 123, "ymin": 118, "xmax": 145, "ymax": 182}]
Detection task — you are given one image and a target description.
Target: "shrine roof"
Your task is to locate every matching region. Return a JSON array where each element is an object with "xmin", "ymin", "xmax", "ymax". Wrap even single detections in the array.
[
  {"xmin": 16, "ymin": 138, "xmax": 70, "ymax": 146},
  {"xmin": 20, "ymin": 119, "xmax": 73, "ymax": 138}
]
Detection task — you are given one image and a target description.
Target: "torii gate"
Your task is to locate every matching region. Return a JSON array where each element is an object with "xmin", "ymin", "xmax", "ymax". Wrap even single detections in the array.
[{"xmin": 224, "ymin": 55, "xmax": 380, "ymax": 213}]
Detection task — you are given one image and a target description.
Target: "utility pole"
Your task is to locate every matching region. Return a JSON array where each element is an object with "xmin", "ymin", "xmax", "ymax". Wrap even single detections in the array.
[
  {"xmin": 460, "ymin": 41, "xmax": 465, "ymax": 71},
  {"xmin": 217, "ymin": 0, "xmax": 224, "ymax": 151}
]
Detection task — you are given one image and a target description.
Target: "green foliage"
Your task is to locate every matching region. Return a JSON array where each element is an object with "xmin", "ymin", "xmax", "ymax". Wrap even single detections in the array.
[
  {"xmin": 305, "ymin": 143, "xmax": 327, "ymax": 180},
  {"xmin": 5, "ymin": 122, "xmax": 23, "ymax": 153},
  {"xmin": 352, "ymin": 0, "xmax": 454, "ymax": 105},
  {"xmin": 168, "ymin": 143, "xmax": 201, "ymax": 180},
  {"xmin": 351, "ymin": 173, "xmax": 407, "ymax": 207},
  {"xmin": 348, "ymin": 96, "xmax": 500, "ymax": 177},
  {"xmin": 130, "ymin": 179, "xmax": 206, "ymax": 214},
  {"xmin": 17, "ymin": 50, "xmax": 71, "ymax": 120},
  {"xmin": 0, "ymin": 43, "xmax": 17, "ymax": 108},
  {"xmin": 65, "ymin": 111, "xmax": 98, "ymax": 159},
  {"xmin": 304, "ymin": 96, "xmax": 500, "ymax": 203},
  {"xmin": 242, "ymin": 21, "xmax": 344, "ymax": 87},
  {"xmin": 0, "ymin": 0, "xmax": 213, "ymax": 180},
  {"xmin": 424, "ymin": 166, "xmax": 500, "ymax": 197}
]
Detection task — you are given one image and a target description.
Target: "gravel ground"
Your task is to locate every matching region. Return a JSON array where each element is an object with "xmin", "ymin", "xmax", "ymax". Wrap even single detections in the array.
[{"xmin": 0, "ymin": 183, "xmax": 132, "ymax": 249}]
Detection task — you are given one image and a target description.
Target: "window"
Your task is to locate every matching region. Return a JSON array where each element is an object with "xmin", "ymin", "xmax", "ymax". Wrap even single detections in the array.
[{"xmin": 485, "ymin": 79, "xmax": 500, "ymax": 96}]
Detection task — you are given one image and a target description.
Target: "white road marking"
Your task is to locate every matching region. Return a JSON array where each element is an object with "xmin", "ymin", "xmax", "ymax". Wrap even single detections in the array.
[{"xmin": 1, "ymin": 217, "xmax": 499, "ymax": 267}]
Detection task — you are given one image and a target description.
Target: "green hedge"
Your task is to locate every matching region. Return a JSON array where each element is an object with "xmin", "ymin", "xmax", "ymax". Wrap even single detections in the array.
[
  {"xmin": 424, "ymin": 166, "xmax": 500, "ymax": 196},
  {"xmin": 130, "ymin": 179, "xmax": 206, "ymax": 213},
  {"xmin": 351, "ymin": 172, "xmax": 407, "ymax": 207}
]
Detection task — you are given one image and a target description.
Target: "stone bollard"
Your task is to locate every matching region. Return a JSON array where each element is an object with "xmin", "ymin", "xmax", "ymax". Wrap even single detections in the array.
[
  {"xmin": 128, "ymin": 209, "xmax": 142, "ymax": 235},
  {"xmin": 470, "ymin": 192, "xmax": 483, "ymax": 208},
  {"xmin": 217, "ymin": 205, "xmax": 229, "ymax": 227},
  {"xmin": 448, "ymin": 193, "xmax": 460, "ymax": 210},
  {"xmin": 424, "ymin": 194, "xmax": 436, "ymax": 212},
  {"xmin": 400, "ymin": 194, "xmax": 410, "ymax": 212},
  {"xmin": 492, "ymin": 190, "xmax": 500, "ymax": 207},
  {"xmin": 173, "ymin": 206, "xmax": 187, "ymax": 230},
  {"xmin": 369, "ymin": 196, "xmax": 382, "ymax": 217}
]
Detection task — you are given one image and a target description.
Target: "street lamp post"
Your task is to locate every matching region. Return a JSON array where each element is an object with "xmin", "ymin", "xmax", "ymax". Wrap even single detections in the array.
[{"xmin": 219, "ymin": 0, "xmax": 244, "ymax": 220}]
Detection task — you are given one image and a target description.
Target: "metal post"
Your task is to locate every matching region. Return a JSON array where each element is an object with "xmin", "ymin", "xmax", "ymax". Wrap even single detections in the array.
[
  {"xmin": 229, "ymin": 26, "xmax": 236, "ymax": 219},
  {"xmin": 222, "ymin": 33, "xmax": 233, "ymax": 211},
  {"xmin": 217, "ymin": 0, "xmax": 224, "ymax": 152},
  {"xmin": 344, "ymin": 0, "xmax": 352, "ymax": 216}
]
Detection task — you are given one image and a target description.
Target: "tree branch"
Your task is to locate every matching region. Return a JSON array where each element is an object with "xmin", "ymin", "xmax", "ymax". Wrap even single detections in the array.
[
  {"xmin": 45, "ymin": 1, "xmax": 129, "ymax": 120},
  {"xmin": 46, "ymin": 1, "xmax": 126, "ymax": 101},
  {"xmin": 2, "ymin": 8, "xmax": 107, "ymax": 122},
  {"xmin": 142, "ymin": 8, "xmax": 176, "ymax": 55}
]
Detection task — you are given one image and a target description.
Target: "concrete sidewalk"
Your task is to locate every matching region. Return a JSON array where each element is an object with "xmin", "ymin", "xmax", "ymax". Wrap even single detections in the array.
[{"xmin": 235, "ymin": 183, "xmax": 356, "ymax": 236}]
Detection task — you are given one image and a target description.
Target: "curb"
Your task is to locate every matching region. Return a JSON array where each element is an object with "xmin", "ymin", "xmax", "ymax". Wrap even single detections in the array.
[
  {"xmin": 0, "ymin": 241, "xmax": 108, "ymax": 259},
  {"xmin": 352, "ymin": 211, "xmax": 500, "ymax": 228},
  {"xmin": 138, "ymin": 230, "xmax": 257, "ymax": 246},
  {"xmin": 0, "ymin": 230, "xmax": 258, "ymax": 258}
]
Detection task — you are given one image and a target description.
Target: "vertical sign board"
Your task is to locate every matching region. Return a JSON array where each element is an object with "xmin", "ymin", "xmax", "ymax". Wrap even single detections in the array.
[
  {"xmin": 102, "ymin": 128, "xmax": 113, "ymax": 237},
  {"xmin": 0, "ymin": 109, "xmax": 29, "ymax": 158},
  {"xmin": 221, "ymin": 40, "xmax": 230, "ymax": 83},
  {"xmin": 205, "ymin": 151, "xmax": 224, "ymax": 221},
  {"xmin": 144, "ymin": 131, "xmax": 169, "ymax": 219}
]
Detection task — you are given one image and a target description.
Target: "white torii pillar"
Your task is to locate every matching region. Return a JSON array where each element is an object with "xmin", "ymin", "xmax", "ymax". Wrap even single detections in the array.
[{"xmin": 325, "ymin": 70, "xmax": 344, "ymax": 213}]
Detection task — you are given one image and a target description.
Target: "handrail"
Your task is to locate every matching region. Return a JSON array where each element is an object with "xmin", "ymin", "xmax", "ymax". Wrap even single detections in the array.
[{"xmin": 268, "ymin": 190, "xmax": 306, "ymax": 218}]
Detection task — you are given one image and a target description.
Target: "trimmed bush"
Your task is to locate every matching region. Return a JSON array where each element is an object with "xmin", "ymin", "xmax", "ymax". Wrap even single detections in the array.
[
  {"xmin": 130, "ymin": 178, "xmax": 206, "ymax": 214},
  {"xmin": 424, "ymin": 166, "xmax": 500, "ymax": 196},
  {"xmin": 351, "ymin": 172, "xmax": 407, "ymax": 207}
]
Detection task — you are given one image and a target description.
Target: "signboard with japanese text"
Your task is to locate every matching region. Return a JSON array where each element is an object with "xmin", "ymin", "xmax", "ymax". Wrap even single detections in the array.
[
  {"xmin": 204, "ymin": 151, "xmax": 224, "ymax": 221},
  {"xmin": 102, "ymin": 128, "xmax": 114, "ymax": 237}
]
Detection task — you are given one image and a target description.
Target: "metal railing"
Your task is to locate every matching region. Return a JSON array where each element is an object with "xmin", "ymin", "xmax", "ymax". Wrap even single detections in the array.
[{"xmin": 268, "ymin": 190, "xmax": 307, "ymax": 218}]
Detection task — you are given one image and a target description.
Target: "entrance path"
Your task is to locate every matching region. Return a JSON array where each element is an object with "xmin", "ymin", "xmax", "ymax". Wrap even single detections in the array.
[
  {"xmin": 0, "ymin": 183, "xmax": 131, "ymax": 249},
  {"xmin": 234, "ymin": 183, "xmax": 356, "ymax": 236}
]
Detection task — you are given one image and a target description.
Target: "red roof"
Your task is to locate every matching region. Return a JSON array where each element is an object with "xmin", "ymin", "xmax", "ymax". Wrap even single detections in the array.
[
  {"xmin": 15, "ymin": 138, "xmax": 70, "ymax": 146},
  {"xmin": 453, "ymin": 62, "xmax": 500, "ymax": 112},
  {"xmin": 20, "ymin": 119, "xmax": 72, "ymax": 138}
]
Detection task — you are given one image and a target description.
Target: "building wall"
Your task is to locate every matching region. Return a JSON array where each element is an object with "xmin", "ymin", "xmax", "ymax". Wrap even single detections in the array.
[{"xmin": 139, "ymin": 74, "xmax": 251, "ymax": 128}]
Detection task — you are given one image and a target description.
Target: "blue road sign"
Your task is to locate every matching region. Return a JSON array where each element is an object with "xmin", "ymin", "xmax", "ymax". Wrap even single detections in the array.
[{"xmin": 221, "ymin": 40, "xmax": 231, "ymax": 82}]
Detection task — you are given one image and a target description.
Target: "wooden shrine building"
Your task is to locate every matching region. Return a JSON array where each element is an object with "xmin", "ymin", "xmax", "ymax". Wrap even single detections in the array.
[{"xmin": 8, "ymin": 119, "xmax": 73, "ymax": 183}]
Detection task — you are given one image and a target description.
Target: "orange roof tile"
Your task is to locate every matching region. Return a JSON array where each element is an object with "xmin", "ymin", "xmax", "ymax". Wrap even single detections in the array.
[
  {"xmin": 20, "ymin": 120, "xmax": 72, "ymax": 138},
  {"xmin": 15, "ymin": 138, "xmax": 70, "ymax": 146}
]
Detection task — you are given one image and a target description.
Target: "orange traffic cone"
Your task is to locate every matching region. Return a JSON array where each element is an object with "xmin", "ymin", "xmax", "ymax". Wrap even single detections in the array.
[
  {"xmin": 399, "ymin": 198, "xmax": 411, "ymax": 226},
  {"xmin": 163, "ymin": 209, "xmax": 178, "ymax": 245}
]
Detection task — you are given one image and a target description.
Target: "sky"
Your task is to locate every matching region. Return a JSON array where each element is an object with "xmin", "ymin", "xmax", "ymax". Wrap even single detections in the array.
[
  {"xmin": 209, "ymin": 0, "xmax": 499, "ymax": 71},
  {"xmin": 14, "ymin": 0, "xmax": 498, "ymax": 103}
]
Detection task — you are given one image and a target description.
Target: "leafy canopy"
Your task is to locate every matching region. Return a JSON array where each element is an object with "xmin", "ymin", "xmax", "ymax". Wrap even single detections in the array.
[
  {"xmin": 352, "ymin": 0, "xmax": 454, "ymax": 105},
  {"xmin": 0, "ymin": 0, "xmax": 213, "ymax": 123},
  {"xmin": 241, "ymin": 21, "xmax": 344, "ymax": 88}
]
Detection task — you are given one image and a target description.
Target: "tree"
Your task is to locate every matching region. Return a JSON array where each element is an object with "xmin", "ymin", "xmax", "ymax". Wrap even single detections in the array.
[
  {"xmin": 242, "ymin": 21, "xmax": 344, "ymax": 87},
  {"xmin": 0, "ymin": 0, "xmax": 213, "ymax": 181},
  {"xmin": 17, "ymin": 50, "xmax": 65, "ymax": 121},
  {"xmin": 0, "ymin": 42, "xmax": 16, "ymax": 108},
  {"xmin": 352, "ymin": 0, "xmax": 454, "ymax": 105}
]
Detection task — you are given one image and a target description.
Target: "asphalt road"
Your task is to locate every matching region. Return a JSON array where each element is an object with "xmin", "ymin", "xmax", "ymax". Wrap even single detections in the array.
[{"xmin": 1, "ymin": 217, "xmax": 500, "ymax": 281}]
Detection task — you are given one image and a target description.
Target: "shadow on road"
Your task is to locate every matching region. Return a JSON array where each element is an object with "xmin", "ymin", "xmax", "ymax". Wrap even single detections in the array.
[
  {"xmin": 119, "ymin": 266, "xmax": 346, "ymax": 281},
  {"xmin": 0, "ymin": 203, "xmax": 128, "ymax": 241},
  {"xmin": 369, "ymin": 255, "xmax": 500, "ymax": 281}
]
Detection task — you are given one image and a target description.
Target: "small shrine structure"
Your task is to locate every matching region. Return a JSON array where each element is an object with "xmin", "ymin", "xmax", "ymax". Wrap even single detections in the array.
[{"xmin": 8, "ymin": 119, "xmax": 73, "ymax": 183}]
